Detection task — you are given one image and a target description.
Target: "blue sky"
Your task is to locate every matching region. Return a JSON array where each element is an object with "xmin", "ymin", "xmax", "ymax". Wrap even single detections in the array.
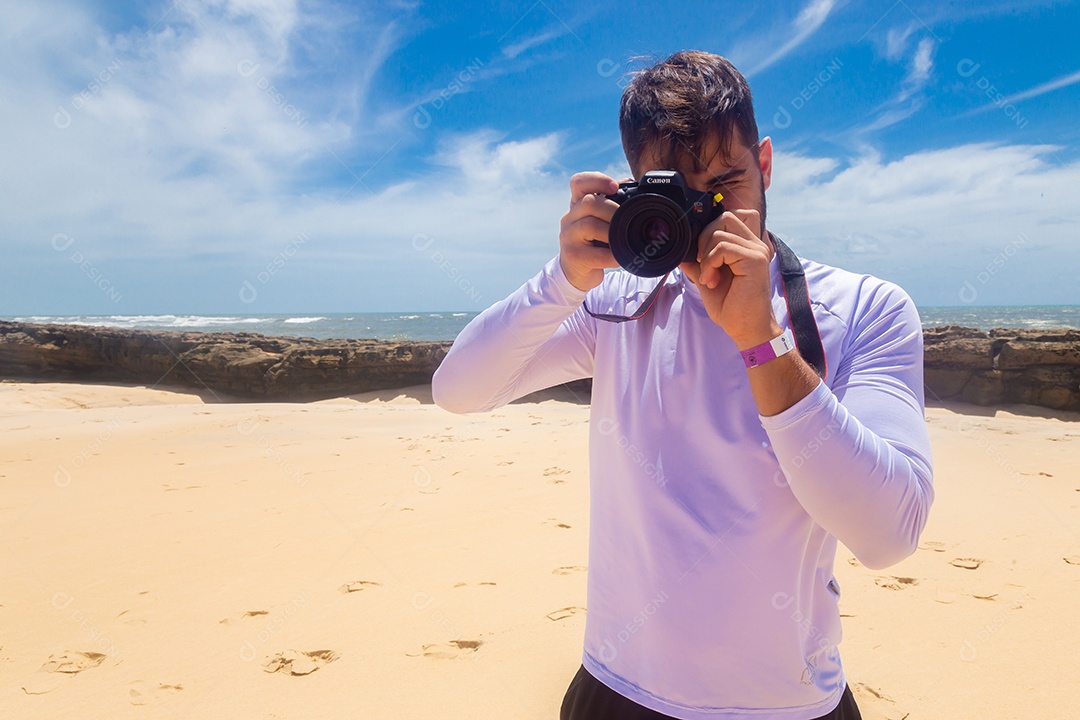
[{"xmin": 1, "ymin": 0, "xmax": 1078, "ymax": 314}]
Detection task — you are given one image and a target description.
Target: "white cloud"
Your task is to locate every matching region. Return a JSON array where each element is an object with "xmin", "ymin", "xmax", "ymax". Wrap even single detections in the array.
[
  {"xmin": 884, "ymin": 22, "xmax": 918, "ymax": 61},
  {"xmin": 739, "ymin": 0, "xmax": 839, "ymax": 76},
  {"xmin": 767, "ymin": 142, "xmax": 1080, "ymax": 305},
  {"xmin": 970, "ymin": 67, "xmax": 1080, "ymax": 114},
  {"xmin": 2, "ymin": 1, "xmax": 1076, "ymax": 314},
  {"xmin": 909, "ymin": 38, "xmax": 934, "ymax": 86},
  {"xmin": 432, "ymin": 130, "xmax": 563, "ymax": 185},
  {"xmin": 502, "ymin": 26, "xmax": 567, "ymax": 60},
  {"xmin": 853, "ymin": 36, "xmax": 935, "ymax": 134}
]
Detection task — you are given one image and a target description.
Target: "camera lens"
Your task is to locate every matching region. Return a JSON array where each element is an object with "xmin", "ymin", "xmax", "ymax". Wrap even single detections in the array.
[
  {"xmin": 609, "ymin": 195, "xmax": 692, "ymax": 277},
  {"xmin": 642, "ymin": 217, "xmax": 672, "ymax": 246}
]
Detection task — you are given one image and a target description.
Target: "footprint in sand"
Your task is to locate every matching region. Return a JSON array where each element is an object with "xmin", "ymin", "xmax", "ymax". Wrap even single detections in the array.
[
  {"xmin": 874, "ymin": 576, "xmax": 919, "ymax": 591},
  {"xmin": 262, "ymin": 649, "xmax": 339, "ymax": 676},
  {"xmin": 546, "ymin": 606, "xmax": 585, "ymax": 621},
  {"xmin": 128, "ymin": 680, "xmax": 184, "ymax": 706},
  {"xmin": 339, "ymin": 580, "xmax": 382, "ymax": 593},
  {"xmin": 918, "ymin": 540, "xmax": 947, "ymax": 552},
  {"xmin": 115, "ymin": 609, "xmax": 148, "ymax": 627},
  {"xmin": 852, "ymin": 681, "xmax": 896, "ymax": 704},
  {"xmin": 406, "ymin": 639, "xmax": 483, "ymax": 659},
  {"xmin": 949, "ymin": 557, "xmax": 983, "ymax": 570},
  {"xmin": 932, "ymin": 586, "xmax": 960, "ymax": 604},
  {"xmin": 219, "ymin": 610, "xmax": 274, "ymax": 625},
  {"xmin": 1063, "ymin": 556, "xmax": 1080, "ymax": 566},
  {"xmin": 544, "ymin": 467, "xmax": 571, "ymax": 483},
  {"xmin": 22, "ymin": 651, "xmax": 107, "ymax": 694},
  {"xmin": 542, "ymin": 518, "xmax": 572, "ymax": 529},
  {"xmin": 452, "ymin": 581, "xmax": 497, "ymax": 587},
  {"xmin": 41, "ymin": 651, "xmax": 107, "ymax": 674},
  {"xmin": 552, "ymin": 565, "xmax": 587, "ymax": 575}
]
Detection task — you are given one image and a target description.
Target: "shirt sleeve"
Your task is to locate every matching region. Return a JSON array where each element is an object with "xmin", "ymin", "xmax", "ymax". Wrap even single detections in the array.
[
  {"xmin": 759, "ymin": 281, "xmax": 935, "ymax": 570},
  {"xmin": 432, "ymin": 257, "xmax": 597, "ymax": 414}
]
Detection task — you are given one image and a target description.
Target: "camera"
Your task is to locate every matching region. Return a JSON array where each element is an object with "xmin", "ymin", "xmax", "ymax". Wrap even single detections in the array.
[{"xmin": 605, "ymin": 170, "xmax": 725, "ymax": 278}]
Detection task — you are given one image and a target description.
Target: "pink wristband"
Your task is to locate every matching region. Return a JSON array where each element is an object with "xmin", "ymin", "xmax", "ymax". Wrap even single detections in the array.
[{"xmin": 740, "ymin": 328, "xmax": 796, "ymax": 369}]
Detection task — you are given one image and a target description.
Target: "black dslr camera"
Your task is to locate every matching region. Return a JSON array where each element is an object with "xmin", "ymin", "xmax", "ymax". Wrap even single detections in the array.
[{"xmin": 605, "ymin": 170, "xmax": 725, "ymax": 278}]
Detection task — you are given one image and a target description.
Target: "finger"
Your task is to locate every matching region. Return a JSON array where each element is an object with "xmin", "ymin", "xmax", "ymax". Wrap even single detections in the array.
[
  {"xmin": 565, "ymin": 242, "xmax": 620, "ymax": 270},
  {"xmin": 562, "ymin": 215, "xmax": 612, "ymax": 250},
  {"xmin": 726, "ymin": 208, "xmax": 764, "ymax": 243},
  {"xmin": 699, "ymin": 209, "xmax": 760, "ymax": 247},
  {"xmin": 560, "ymin": 192, "xmax": 619, "ymax": 231},
  {"xmin": 569, "ymin": 172, "xmax": 619, "ymax": 206},
  {"xmin": 697, "ymin": 238, "xmax": 769, "ymax": 289},
  {"xmin": 695, "ymin": 210, "xmax": 764, "ymax": 286}
]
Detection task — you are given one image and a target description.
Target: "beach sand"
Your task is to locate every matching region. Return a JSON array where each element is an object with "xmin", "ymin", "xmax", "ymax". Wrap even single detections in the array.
[{"xmin": 0, "ymin": 380, "xmax": 1077, "ymax": 719}]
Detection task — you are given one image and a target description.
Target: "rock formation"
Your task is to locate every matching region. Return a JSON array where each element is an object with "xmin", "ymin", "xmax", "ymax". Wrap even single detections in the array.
[
  {"xmin": 0, "ymin": 321, "xmax": 451, "ymax": 401},
  {"xmin": 2, "ymin": 321, "xmax": 1078, "ymax": 410},
  {"xmin": 923, "ymin": 326, "xmax": 1080, "ymax": 411}
]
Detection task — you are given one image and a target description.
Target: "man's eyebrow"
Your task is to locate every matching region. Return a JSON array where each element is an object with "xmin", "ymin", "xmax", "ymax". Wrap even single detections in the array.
[{"xmin": 706, "ymin": 167, "xmax": 746, "ymax": 185}]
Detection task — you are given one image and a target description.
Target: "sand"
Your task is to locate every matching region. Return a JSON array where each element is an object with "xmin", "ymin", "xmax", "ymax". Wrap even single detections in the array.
[{"xmin": 0, "ymin": 379, "xmax": 1077, "ymax": 719}]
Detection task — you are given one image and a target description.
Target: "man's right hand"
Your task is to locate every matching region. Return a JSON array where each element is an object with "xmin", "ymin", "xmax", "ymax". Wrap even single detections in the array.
[{"xmin": 558, "ymin": 172, "xmax": 623, "ymax": 292}]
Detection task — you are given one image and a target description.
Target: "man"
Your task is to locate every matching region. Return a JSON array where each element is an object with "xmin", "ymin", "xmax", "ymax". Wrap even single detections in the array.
[{"xmin": 432, "ymin": 50, "xmax": 933, "ymax": 720}]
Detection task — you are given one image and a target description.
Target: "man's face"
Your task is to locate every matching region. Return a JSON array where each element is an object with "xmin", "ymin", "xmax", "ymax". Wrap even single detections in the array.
[{"xmin": 634, "ymin": 132, "xmax": 773, "ymax": 270}]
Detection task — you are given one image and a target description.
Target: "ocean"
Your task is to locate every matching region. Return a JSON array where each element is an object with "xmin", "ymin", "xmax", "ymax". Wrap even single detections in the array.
[{"xmin": 5, "ymin": 306, "xmax": 1079, "ymax": 341}]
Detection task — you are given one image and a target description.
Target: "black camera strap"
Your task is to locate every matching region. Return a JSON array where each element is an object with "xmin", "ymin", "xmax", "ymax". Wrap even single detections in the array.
[
  {"xmin": 582, "ymin": 233, "xmax": 828, "ymax": 380},
  {"xmin": 771, "ymin": 232, "xmax": 828, "ymax": 380}
]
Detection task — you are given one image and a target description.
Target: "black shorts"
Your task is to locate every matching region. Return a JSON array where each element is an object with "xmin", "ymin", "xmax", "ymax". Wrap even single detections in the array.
[{"xmin": 560, "ymin": 665, "xmax": 862, "ymax": 720}]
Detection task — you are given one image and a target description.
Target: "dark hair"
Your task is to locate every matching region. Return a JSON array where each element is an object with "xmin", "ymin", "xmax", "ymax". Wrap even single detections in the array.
[{"xmin": 619, "ymin": 51, "xmax": 759, "ymax": 177}]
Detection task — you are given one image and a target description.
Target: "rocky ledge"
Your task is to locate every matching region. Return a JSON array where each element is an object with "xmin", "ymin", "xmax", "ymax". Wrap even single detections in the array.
[
  {"xmin": 0, "ymin": 321, "xmax": 452, "ymax": 401},
  {"xmin": 923, "ymin": 326, "xmax": 1080, "ymax": 411},
  {"xmin": 2, "ymin": 321, "xmax": 1078, "ymax": 410}
]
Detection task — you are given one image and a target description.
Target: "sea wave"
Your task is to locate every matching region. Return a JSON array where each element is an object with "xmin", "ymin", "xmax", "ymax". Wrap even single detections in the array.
[
  {"xmin": 11, "ymin": 314, "xmax": 274, "ymax": 328},
  {"xmin": 282, "ymin": 317, "xmax": 327, "ymax": 324}
]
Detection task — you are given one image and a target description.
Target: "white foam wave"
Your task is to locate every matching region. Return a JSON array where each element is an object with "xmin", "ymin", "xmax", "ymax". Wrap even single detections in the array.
[
  {"xmin": 8, "ymin": 315, "xmax": 275, "ymax": 329},
  {"xmin": 282, "ymin": 317, "xmax": 327, "ymax": 324}
]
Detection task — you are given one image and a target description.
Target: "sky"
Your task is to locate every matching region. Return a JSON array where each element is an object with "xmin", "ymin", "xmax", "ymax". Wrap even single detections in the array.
[{"xmin": 1, "ymin": 0, "xmax": 1078, "ymax": 315}]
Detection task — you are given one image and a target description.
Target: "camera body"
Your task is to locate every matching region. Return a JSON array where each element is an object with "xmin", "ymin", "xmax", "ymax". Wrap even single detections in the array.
[{"xmin": 605, "ymin": 170, "xmax": 725, "ymax": 278}]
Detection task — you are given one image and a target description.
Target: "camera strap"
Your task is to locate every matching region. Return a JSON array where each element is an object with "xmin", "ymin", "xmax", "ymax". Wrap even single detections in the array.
[{"xmin": 771, "ymin": 232, "xmax": 828, "ymax": 380}]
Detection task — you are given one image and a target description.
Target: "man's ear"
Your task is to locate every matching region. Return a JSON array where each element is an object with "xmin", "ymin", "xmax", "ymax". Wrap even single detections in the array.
[{"xmin": 758, "ymin": 136, "xmax": 773, "ymax": 192}]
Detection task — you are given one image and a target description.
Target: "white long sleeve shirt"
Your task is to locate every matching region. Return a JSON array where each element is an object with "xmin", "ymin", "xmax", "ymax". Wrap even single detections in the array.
[{"xmin": 432, "ymin": 251, "xmax": 934, "ymax": 720}]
